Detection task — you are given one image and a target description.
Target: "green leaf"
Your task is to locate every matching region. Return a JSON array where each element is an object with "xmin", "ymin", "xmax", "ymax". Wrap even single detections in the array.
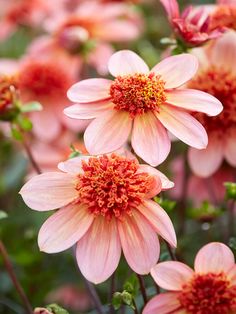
[
  {"xmin": 123, "ymin": 274, "xmax": 139, "ymax": 296},
  {"xmin": 20, "ymin": 101, "xmax": 43, "ymax": 113},
  {"xmin": 17, "ymin": 116, "xmax": 33, "ymax": 131},
  {"xmin": 121, "ymin": 291, "xmax": 133, "ymax": 306},
  {"xmin": 112, "ymin": 292, "xmax": 122, "ymax": 310},
  {"xmin": 46, "ymin": 303, "xmax": 69, "ymax": 314},
  {"xmin": 224, "ymin": 182, "xmax": 236, "ymax": 200},
  {"xmin": 11, "ymin": 127, "xmax": 23, "ymax": 141},
  {"xmin": 0, "ymin": 211, "xmax": 8, "ymax": 220}
]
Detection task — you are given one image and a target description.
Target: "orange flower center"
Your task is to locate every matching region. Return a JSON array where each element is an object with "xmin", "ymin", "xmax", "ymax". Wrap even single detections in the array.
[
  {"xmin": 0, "ymin": 74, "xmax": 19, "ymax": 112},
  {"xmin": 209, "ymin": 5, "xmax": 236, "ymax": 31},
  {"xmin": 178, "ymin": 272, "xmax": 236, "ymax": 314},
  {"xmin": 188, "ymin": 66, "xmax": 236, "ymax": 136},
  {"xmin": 75, "ymin": 154, "xmax": 154, "ymax": 220},
  {"xmin": 110, "ymin": 73, "xmax": 166, "ymax": 118},
  {"xmin": 19, "ymin": 61, "xmax": 73, "ymax": 101}
]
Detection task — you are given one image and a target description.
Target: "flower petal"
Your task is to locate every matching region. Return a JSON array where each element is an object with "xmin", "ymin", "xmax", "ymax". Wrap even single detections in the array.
[
  {"xmin": 64, "ymin": 101, "xmax": 113, "ymax": 119},
  {"xmin": 19, "ymin": 172, "xmax": 77, "ymax": 211},
  {"xmin": 194, "ymin": 242, "xmax": 235, "ymax": 274},
  {"xmin": 76, "ymin": 217, "xmax": 121, "ymax": 284},
  {"xmin": 156, "ymin": 104, "xmax": 208, "ymax": 149},
  {"xmin": 108, "ymin": 50, "xmax": 149, "ymax": 77},
  {"xmin": 152, "ymin": 54, "xmax": 198, "ymax": 89},
  {"xmin": 131, "ymin": 111, "xmax": 171, "ymax": 166},
  {"xmin": 138, "ymin": 165, "xmax": 174, "ymax": 190},
  {"xmin": 151, "ymin": 261, "xmax": 194, "ymax": 290},
  {"xmin": 84, "ymin": 110, "xmax": 132, "ymax": 155},
  {"xmin": 58, "ymin": 156, "xmax": 90, "ymax": 174},
  {"xmin": 118, "ymin": 210, "xmax": 160, "ymax": 274},
  {"xmin": 138, "ymin": 200, "xmax": 177, "ymax": 247},
  {"xmin": 38, "ymin": 204, "xmax": 93, "ymax": 253},
  {"xmin": 67, "ymin": 79, "xmax": 112, "ymax": 103},
  {"xmin": 166, "ymin": 89, "xmax": 223, "ymax": 116},
  {"xmin": 227, "ymin": 265, "xmax": 236, "ymax": 285},
  {"xmin": 188, "ymin": 138, "xmax": 223, "ymax": 177},
  {"xmin": 224, "ymin": 134, "xmax": 236, "ymax": 167},
  {"xmin": 143, "ymin": 293, "xmax": 181, "ymax": 314}
]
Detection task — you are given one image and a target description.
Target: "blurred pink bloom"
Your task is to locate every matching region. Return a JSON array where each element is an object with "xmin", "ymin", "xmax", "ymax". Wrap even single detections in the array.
[
  {"xmin": 187, "ymin": 31, "xmax": 236, "ymax": 177},
  {"xmin": 144, "ymin": 242, "xmax": 236, "ymax": 314},
  {"xmin": 208, "ymin": 0, "xmax": 236, "ymax": 31},
  {"xmin": 65, "ymin": 50, "xmax": 222, "ymax": 166},
  {"xmin": 20, "ymin": 153, "xmax": 176, "ymax": 283},
  {"xmin": 160, "ymin": 0, "xmax": 225, "ymax": 46}
]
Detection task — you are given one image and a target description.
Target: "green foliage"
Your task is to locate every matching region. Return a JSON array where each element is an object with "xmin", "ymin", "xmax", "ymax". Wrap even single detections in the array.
[
  {"xmin": 46, "ymin": 304, "xmax": 69, "ymax": 314},
  {"xmin": 224, "ymin": 182, "xmax": 236, "ymax": 200}
]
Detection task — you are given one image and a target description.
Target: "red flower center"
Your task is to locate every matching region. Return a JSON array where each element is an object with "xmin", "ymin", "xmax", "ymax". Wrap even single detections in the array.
[
  {"xmin": 178, "ymin": 272, "xmax": 236, "ymax": 314},
  {"xmin": 209, "ymin": 5, "xmax": 236, "ymax": 31},
  {"xmin": 0, "ymin": 75, "xmax": 19, "ymax": 112},
  {"xmin": 19, "ymin": 61, "xmax": 73, "ymax": 102},
  {"xmin": 110, "ymin": 73, "xmax": 166, "ymax": 118},
  {"xmin": 188, "ymin": 66, "xmax": 236, "ymax": 136},
  {"xmin": 75, "ymin": 154, "xmax": 154, "ymax": 220}
]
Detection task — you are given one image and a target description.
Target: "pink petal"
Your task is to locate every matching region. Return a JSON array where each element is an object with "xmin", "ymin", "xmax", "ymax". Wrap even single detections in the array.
[
  {"xmin": 118, "ymin": 210, "xmax": 160, "ymax": 274},
  {"xmin": 151, "ymin": 54, "xmax": 198, "ymax": 89},
  {"xmin": 131, "ymin": 111, "xmax": 171, "ymax": 166},
  {"xmin": 64, "ymin": 101, "xmax": 113, "ymax": 120},
  {"xmin": 84, "ymin": 110, "xmax": 132, "ymax": 155},
  {"xmin": 138, "ymin": 200, "xmax": 177, "ymax": 247},
  {"xmin": 224, "ymin": 134, "xmax": 236, "ymax": 167},
  {"xmin": 156, "ymin": 104, "xmax": 208, "ymax": 149},
  {"xmin": 151, "ymin": 261, "xmax": 194, "ymax": 290},
  {"xmin": 19, "ymin": 172, "xmax": 77, "ymax": 211},
  {"xmin": 143, "ymin": 292, "xmax": 181, "ymax": 314},
  {"xmin": 160, "ymin": 0, "xmax": 180, "ymax": 19},
  {"xmin": 67, "ymin": 79, "xmax": 112, "ymax": 103},
  {"xmin": 76, "ymin": 217, "xmax": 121, "ymax": 284},
  {"xmin": 166, "ymin": 89, "xmax": 223, "ymax": 116},
  {"xmin": 227, "ymin": 265, "xmax": 236, "ymax": 285},
  {"xmin": 138, "ymin": 165, "xmax": 174, "ymax": 190},
  {"xmin": 108, "ymin": 50, "xmax": 149, "ymax": 77},
  {"xmin": 135, "ymin": 165, "xmax": 162, "ymax": 198},
  {"xmin": 188, "ymin": 138, "xmax": 223, "ymax": 177},
  {"xmin": 38, "ymin": 204, "xmax": 93, "ymax": 253},
  {"xmin": 58, "ymin": 156, "xmax": 90, "ymax": 174},
  {"xmin": 194, "ymin": 242, "xmax": 235, "ymax": 274}
]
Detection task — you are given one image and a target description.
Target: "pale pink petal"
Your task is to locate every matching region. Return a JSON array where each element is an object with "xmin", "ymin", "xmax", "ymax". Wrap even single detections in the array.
[
  {"xmin": 156, "ymin": 105, "xmax": 208, "ymax": 149},
  {"xmin": 224, "ymin": 134, "xmax": 236, "ymax": 167},
  {"xmin": 188, "ymin": 138, "xmax": 224, "ymax": 177},
  {"xmin": 0, "ymin": 59, "xmax": 19, "ymax": 75},
  {"xmin": 64, "ymin": 101, "xmax": 113, "ymax": 120},
  {"xmin": 58, "ymin": 156, "xmax": 90, "ymax": 174},
  {"xmin": 138, "ymin": 200, "xmax": 177, "ymax": 247},
  {"xmin": 138, "ymin": 165, "xmax": 174, "ymax": 190},
  {"xmin": 160, "ymin": 0, "xmax": 180, "ymax": 19},
  {"xmin": 19, "ymin": 172, "xmax": 77, "ymax": 211},
  {"xmin": 166, "ymin": 89, "xmax": 223, "ymax": 116},
  {"xmin": 151, "ymin": 54, "xmax": 198, "ymax": 89},
  {"xmin": 38, "ymin": 204, "xmax": 93, "ymax": 253},
  {"xmin": 108, "ymin": 50, "xmax": 149, "ymax": 77},
  {"xmin": 143, "ymin": 293, "xmax": 181, "ymax": 314},
  {"xmin": 227, "ymin": 265, "xmax": 236, "ymax": 285},
  {"xmin": 151, "ymin": 261, "xmax": 194, "ymax": 290},
  {"xmin": 118, "ymin": 210, "xmax": 160, "ymax": 274},
  {"xmin": 194, "ymin": 242, "xmax": 235, "ymax": 274},
  {"xmin": 88, "ymin": 43, "xmax": 114, "ymax": 75},
  {"xmin": 84, "ymin": 110, "xmax": 132, "ymax": 155},
  {"xmin": 76, "ymin": 217, "xmax": 121, "ymax": 284},
  {"xmin": 67, "ymin": 79, "xmax": 112, "ymax": 103},
  {"xmin": 131, "ymin": 111, "xmax": 171, "ymax": 166}
]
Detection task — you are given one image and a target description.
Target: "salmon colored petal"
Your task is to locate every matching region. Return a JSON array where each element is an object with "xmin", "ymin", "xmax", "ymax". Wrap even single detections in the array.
[
  {"xmin": 67, "ymin": 79, "xmax": 112, "ymax": 103},
  {"xmin": 151, "ymin": 54, "xmax": 198, "ymax": 89},
  {"xmin": 64, "ymin": 101, "xmax": 113, "ymax": 119},
  {"xmin": 143, "ymin": 293, "xmax": 181, "ymax": 314},
  {"xmin": 131, "ymin": 112, "xmax": 171, "ymax": 166},
  {"xmin": 151, "ymin": 261, "xmax": 194, "ymax": 290},
  {"xmin": 166, "ymin": 89, "xmax": 223, "ymax": 116},
  {"xmin": 160, "ymin": 0, "xmax": 180, "ymax": 19},
  {"xmin": 118, "ymin": 210, "xmax": 160, "ymax": 274},
  {"xmin": 38, "ymin": 204, "xmax": 93, "ymax": 253},
  {"xmin": 58, "ymin": 156, "xmax": 90, "ymax": 174},
  {"xmin": 188, "ymin": 138, "xmax": 223, "ymax": 177},
  {"xmin": 19, "ymin": 172, "xmax": 77, "ymax": 211},
  {"xmin": 84, "ymin": 110, "xmax": 132, "ymax": 155},
  {"xmin": 138, "ymin": 200, "xmax": 176, "ymax": 247},
  {"xmin": 138, "ymin": 165, "xmax": 174, "ymax": 190},
  {"xmin": 135, "ymin": 165, "xmax": 162, "ymax": 198},
  {"xmin": 227, "ymin": 265, "xmax": 236, "ymax": 285},
  {"xmin": 224, "ymin": 134, "xmax": 236, "ymax": 167},
  {"xmin": 194, "ymin": 242, "xmax": 235, "ymax": 274},
  {"xmin": 108, "ymin": 50, "xmax": 149, "ymax": 77},
  {"xmin": 76, "ymin": 217, "xmax": 121, "ymax": 284},
  {"xmin": 156, "ymin": 105, "xmax": 208, "ymax": 149}
]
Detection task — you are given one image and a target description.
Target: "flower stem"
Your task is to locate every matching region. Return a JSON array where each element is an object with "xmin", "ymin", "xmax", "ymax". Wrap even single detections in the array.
[
  {"xmin": 81, "ymin": 275, "xmax": 104, "ymax": 314},
  {"xmin": 0, "ymin": 240, "xmax": 33, "ymax": 314},
  {"xmin": 227, "ymin": 199, "xmax": 235, "ymax": 240},
  {"xmin": 165, "ymin": 241, "xmax": 177, "ymax": 261},
  {"xmin": 136, "ymin": 274, "xmax": 147, "ymax": 304},
  {"xmin": 109, "ymin": 273, "xmax": 116, "ymax": 314},
  {"xmin": 21, "ymin": 135, "xmax": 42, "ymax": 175}
]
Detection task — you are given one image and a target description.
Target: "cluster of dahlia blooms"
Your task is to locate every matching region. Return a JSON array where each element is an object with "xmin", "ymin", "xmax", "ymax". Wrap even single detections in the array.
[{"xmin": 0, "ymin": 0, "xmax": 236, "ymax": 313}]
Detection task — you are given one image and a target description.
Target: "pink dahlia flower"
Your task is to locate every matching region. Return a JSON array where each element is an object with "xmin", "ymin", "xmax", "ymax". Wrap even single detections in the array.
[
  {"xmin": 144, "ymin": 242, "xmax": 236, "ymax": 314},
  {"xmin": 208, "ymin": 0, "xmax": 236, "ymax": 31},
  {"xmin": 187, "ymin": 31, "xmax": 236, "ymax": 177},
  {"xmin": 160, "ymin": 0, "xmax": 225, "ymax": 46},
  {"xmin": 19, "ymin": 153, "xmax": 176, "ymax": 284},
  {"xmin": 65, "ymin": 50, "xmax": 222, "ymax": 166}
]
